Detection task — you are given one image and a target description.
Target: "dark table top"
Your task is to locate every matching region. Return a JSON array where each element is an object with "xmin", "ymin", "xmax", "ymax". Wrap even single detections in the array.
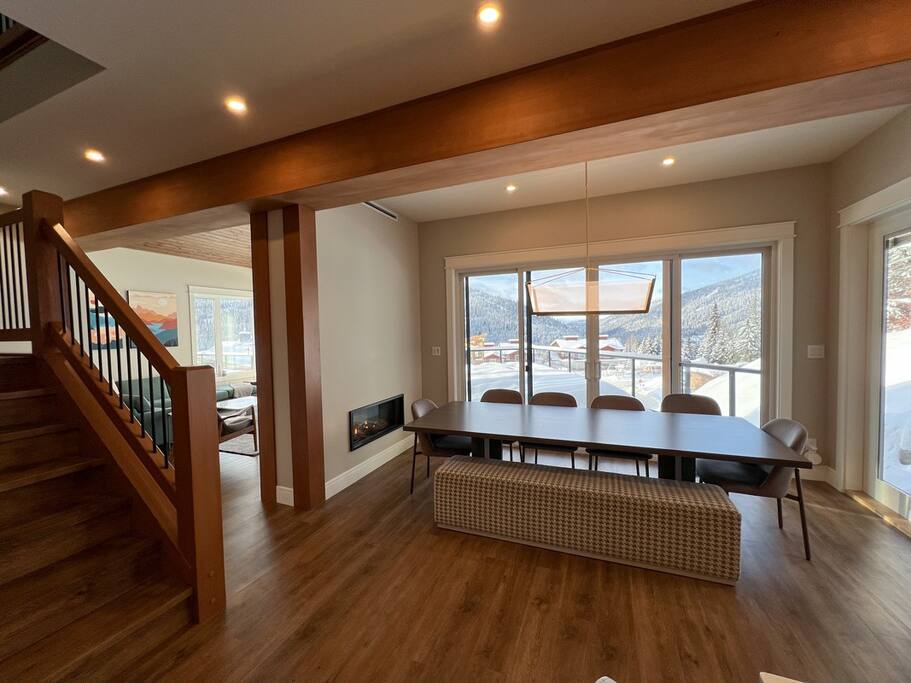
[{"xmin": 404, "ymin": 401, "xmax": 811, "ymax": 469}]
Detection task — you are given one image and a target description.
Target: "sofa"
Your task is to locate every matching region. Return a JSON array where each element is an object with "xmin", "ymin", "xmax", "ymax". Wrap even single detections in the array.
[{"xmin": 116, "ymin": 378, "xmax": 257, "ymax": 453}]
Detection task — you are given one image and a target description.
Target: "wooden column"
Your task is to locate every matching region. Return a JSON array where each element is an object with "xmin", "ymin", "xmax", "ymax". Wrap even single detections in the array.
[
  {"xmin": 282, "ymin": 205, "xmax": 325, "ymax": 510},
  {"xmin": 21, "ymin": 190, "xmax": 64, "ymax": 354},
  {"xmin": 250, "ymin": 211, "xmax": 277, "ymax": 507},
  {"xmin": 171, "ymin": 365, "xmax": 226, "ymax": 621}
]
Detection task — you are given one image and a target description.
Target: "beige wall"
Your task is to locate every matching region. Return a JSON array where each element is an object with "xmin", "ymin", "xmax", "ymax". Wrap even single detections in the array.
[
  {"xmin": 418, "ymin": 165, "xmax": 832, "ymax": 459},
  {"xmin": 89, "ymin": 247, "xmax": 253, "ymax": 368},
  {"xmin": 826, "ymin": 107, "xmax": 911, "ymax": 473},
  {"xmin": 316, "ymin": 204, "xmax": 422, "ymax": 484}
]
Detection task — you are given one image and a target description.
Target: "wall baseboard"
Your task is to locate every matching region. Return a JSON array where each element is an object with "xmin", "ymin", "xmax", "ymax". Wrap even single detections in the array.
[
  {"xmin": 275, "ymin": 433, "xmax": 413, "ymax": 507},
  {"xmin": 276, "ymin": 485, "xmax": 294, "ymax": 507},
  {"xmin": 325, "ymin": 434, "xmax": 413, "ymax": 499},
  {"xmin": 801, "ymin": 465, "xmax": 837, "ymax": 488}
]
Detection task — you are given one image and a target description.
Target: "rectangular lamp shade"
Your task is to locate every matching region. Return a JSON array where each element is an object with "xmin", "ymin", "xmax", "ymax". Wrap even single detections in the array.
[{"xmin": 526, "ymin": 276, "xmax": 655, "ymax": 316}]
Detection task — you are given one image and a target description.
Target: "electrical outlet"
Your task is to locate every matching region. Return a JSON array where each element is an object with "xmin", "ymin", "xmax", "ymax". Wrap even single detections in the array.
[
  {"xmin": 807, "ymin": 345, "xmax": 825, "ymax": 359},
  {"xmin": 431, "ymin": 346, "xmax": 441, "ymax": 357}
]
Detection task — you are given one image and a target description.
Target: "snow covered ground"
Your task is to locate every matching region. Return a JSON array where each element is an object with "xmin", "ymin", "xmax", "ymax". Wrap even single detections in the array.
[
  {"xmin": 882, "ymin": 328, "xmax": 911, "ymax": 494},
  {"xmin": 693, "ymin": 359, "xmax": 762, "ymax": 425}
]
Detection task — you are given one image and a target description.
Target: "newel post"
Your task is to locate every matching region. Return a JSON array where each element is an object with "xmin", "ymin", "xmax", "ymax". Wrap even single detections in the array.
[
  {"xmin": 22, "ymin": 190, "xmax": 64, "ymax": 355},
  {"xmin": 170, "ymin": 365, "xmax": 226, "ymax": 622}
]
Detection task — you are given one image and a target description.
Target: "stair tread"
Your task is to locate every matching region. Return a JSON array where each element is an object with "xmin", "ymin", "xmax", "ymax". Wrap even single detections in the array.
[
  {"xmin": 0, "ymin": 388, "xmax": 56, "ymax": 401},
  {"xmin": 0, "ymin": 451, "xmax": 105, "ymax": 494},
  {"xmin": 0, "ymin": 354, "xmax": 35, "ymax": 365},
  {"xmin": 0, "ymin": 534, "xmax": 159, "ymax": 660},
  {"xmin": 0, "ymin": 576, "xmax": 192, "ymax": 680},
  {"xmin": 0, "ymin": 480, "xmax": 127, "ymax": 543},
  {"xmin": 0, "ymin": 422, "xmax": 74, "ymax": 444}
]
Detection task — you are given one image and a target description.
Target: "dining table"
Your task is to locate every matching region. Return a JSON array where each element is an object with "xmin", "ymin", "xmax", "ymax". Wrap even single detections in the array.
[{"xmin": 403, "ymin": 400, "xmax": 811, "ymax": 481}]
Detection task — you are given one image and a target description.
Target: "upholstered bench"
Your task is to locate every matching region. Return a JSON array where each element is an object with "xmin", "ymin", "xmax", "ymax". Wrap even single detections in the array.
[{"xmin": 434, "ymin": 456, "xmax": 741, "ymax": 584}]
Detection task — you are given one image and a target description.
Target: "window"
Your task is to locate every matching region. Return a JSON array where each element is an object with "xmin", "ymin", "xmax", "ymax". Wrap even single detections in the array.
[{"xmin": 189, "ymin": 286, "xmax": 255, "ymax": 379}]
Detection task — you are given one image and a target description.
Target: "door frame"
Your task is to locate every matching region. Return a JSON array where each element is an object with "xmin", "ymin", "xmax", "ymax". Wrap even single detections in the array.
[{"xmin": 444, "ymin": 221, "xmax": 794, "ymax": 417}]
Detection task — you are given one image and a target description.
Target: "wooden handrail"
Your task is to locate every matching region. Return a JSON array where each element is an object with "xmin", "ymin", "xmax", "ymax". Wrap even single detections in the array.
[
  {"xmin": 42, "ymin": 220, "xmax": 180, "ymax": 378},
  {"xmin": 10, "ymin": 190, "xmax": 226, "ymax": 623},
  {"xmin": 0, "ymin": 208, "xmax": 23, "ymax": 226}
]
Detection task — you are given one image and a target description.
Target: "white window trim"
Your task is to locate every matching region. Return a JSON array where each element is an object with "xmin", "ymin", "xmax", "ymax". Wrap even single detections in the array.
[
  {"xmin": 836, "ymin": 176, "xmax": 911, "ymax": 504},
  {"xmin": 444, "ymin": 221, "xmax": 795, "ymax": 420},
  {"xmin": 187, "ymin": 285, "xmax": 256, "ymax": 382}
]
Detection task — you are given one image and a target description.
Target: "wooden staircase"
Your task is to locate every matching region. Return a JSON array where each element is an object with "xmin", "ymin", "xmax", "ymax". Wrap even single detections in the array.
[{"xmin": 0, "ymin": 354, "xmax": 194, "ymax": 679}]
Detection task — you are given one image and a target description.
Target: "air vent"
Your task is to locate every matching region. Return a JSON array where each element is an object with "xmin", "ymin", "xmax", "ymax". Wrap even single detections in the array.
[{"xmin": 362, "ymin": 201, "xmax": 398, "ymax": 222}]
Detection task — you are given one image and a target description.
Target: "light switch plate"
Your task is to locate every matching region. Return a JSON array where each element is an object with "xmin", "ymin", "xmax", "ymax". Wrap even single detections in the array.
[
  {"xmin": 807, "ymin": 345, "xmax": 825, "ymax": 359},
  {"xmin": 431, "ymin": 346, "xmax": 441, "ymax": 357}
]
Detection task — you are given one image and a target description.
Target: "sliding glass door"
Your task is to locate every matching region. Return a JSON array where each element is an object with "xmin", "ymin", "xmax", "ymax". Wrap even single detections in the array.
[
  {"xmin": 868, "ymin": 226, "xmax": 911, "ymax": 500},
  {"xmin": 460, "ymin": 249, "xmax": 769, "ymax": 421},
  {"xmin": 678, "ymin": 252, "xmax": 766, "ymax": 424}
]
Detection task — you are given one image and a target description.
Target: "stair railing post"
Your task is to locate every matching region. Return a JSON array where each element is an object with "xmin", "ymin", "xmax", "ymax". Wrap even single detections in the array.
[
  {"xmin": 22, "ymin": 191, "xmax": 65, "ymax": 356},
  {"xmin": 169, "ymin": 365, "xmax": 226, "ymax": 622}
]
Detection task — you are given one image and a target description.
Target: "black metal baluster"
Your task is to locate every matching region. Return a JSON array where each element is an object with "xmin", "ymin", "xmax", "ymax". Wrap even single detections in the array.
[
  {"xmin": 1, "ymin": 227, "xmax": 10, "ymax": 328},
  {"xmin": 76, "ymin": 279, "xmax": 85, "ymax": 356},
  {"xmin": 65, "ymin": 263, "xmax": 75, "ymax": 341},
  {"xmin": 96, "ymin": 298, "xmax": 104, "ymax": 381},
  {"xmin": 15, "ymin": 224, "xmax": 26, "ymax": 327},
  {"xmin": 148, "ymin": 358, "xmax": 157, "ymax": 453},
  {"xmin": 84, "ymin": 285, "xmax": 93, "ymax": 369},
  {"xmin": 9, "ymin": 226, "xmax": 21, "ymax": 329},
  {"xmin": 56, "ymin": 253, "xmax": 66, "ymax": 333},
  {"xmin": 160, "ymin": 375, "xmax": 169, "ymax": 466},
  {"xmin": 105, "ymin": 308, "xmax": 113, "ymax": 391},
  {"xmin": 137, "ymin": 352, "xmax": 145, "ymax": 437},
  {"xmin": 115, "ymin": 324, "xmax": 124, "ymax": 408},
  {"xmin": 126, "ymin": 335, "xmax": 134, "ymax": 422}
]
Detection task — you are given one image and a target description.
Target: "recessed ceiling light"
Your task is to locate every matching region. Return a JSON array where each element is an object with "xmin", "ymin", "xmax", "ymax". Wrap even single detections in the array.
[
  {"xmin": 506, "ymin": 184, "xmax": 517, "ymax": 193},
  {"xmin": 478, "ymin": 4, "xmax": 501, "ymax": 25},
  {"xmin": 662, "ymin": 157, "xmax": 676, "ymax": 167},
  {"xmin": 84, "ymin": 149, "xmax": 106, "ymax": 163},
  {"xmin": 0, "ymin": 186, "xmax": 8, "ymax": 197},
  {"xmin": 225, "ymin": 97, "xmax": 248, "ymax": 115}
]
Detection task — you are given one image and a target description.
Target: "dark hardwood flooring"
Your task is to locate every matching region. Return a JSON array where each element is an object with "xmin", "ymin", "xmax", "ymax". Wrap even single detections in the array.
[{"xmin": 128, "ymin": 449, "xmax": 911, "ymax": 682}]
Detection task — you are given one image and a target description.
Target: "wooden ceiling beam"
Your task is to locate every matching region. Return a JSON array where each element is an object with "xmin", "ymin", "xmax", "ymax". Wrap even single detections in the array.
[{"xmin": 63, "ymin": 0, "xmax": 911, "ymax": 238}]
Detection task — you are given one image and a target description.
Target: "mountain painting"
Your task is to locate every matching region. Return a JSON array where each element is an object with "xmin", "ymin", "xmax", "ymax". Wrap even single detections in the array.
[{"xmin": 128, "ymin": 291, "xmax": 179, "ymax": 347}]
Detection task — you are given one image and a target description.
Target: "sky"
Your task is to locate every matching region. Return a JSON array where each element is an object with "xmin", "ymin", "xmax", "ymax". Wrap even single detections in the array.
[{"xmin": 468, "ymin": 253, "xmax": 761, "ymax": 298}]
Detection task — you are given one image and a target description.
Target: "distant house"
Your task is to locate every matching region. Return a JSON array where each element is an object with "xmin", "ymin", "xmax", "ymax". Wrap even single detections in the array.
[{"xmin": 549, "ymin": 334, "xmax": 625, "ymax": 358}]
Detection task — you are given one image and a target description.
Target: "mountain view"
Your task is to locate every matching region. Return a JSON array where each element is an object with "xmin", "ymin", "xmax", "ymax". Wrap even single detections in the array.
[{"xmin": 467, "ymin": 269, "xmax": 762, "ymax": 365}]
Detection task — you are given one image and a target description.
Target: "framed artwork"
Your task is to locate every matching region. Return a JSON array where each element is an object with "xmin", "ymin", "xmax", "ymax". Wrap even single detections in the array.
[
  {"xmin": 128, "ymin": 291, "xmax": 178, "ymax": 347},
  {"xmin": 88, "ymin": 293, "xmax": 126, "ymax": 350}
]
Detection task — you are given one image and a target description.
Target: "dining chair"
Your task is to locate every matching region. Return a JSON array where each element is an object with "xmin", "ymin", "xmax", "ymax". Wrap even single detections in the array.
[
  {"xmin": 696, "ymin": 418, "xmax": 811, "ymax": 560},
  {"xmin": 410, "ymin": 399, "xmax": 472, "ymax": 494},
  {"xmin": 520, "ymin": 392, "xmax": 579, "ymax": 468},
  {"xmin": 480, "ymin": 389, "xmax": 523, "ymax": 461},
  {"xmin": 659, "ymin": 393, "xmax": 721, "ymax": 481},
  {"xmin": 586, "ymin": 395, "xmax": 652, "ymax": 476}
]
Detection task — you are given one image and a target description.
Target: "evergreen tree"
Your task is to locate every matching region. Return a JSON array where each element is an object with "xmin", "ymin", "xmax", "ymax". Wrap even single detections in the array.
[{"xmin": 699, "ymin": 302, "xmax": 727, "ymax": 364}]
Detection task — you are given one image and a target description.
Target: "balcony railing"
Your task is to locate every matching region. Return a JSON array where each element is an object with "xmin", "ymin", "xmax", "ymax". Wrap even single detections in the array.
[
  {"xmin": 467, "ymin": 343, "xmax": 761, "ymax": 417},
  {"xmin": 0, "ymin": 14, "xmax": 16, "ymax": 35}
]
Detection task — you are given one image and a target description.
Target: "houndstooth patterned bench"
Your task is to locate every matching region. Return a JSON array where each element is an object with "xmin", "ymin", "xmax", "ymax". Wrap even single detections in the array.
[{"xmin": 434, "ymin": 456, "xmax": 741, "ymax": 584}]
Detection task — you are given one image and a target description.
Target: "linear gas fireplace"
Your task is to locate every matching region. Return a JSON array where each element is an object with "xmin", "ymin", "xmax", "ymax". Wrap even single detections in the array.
[{"xmin": 349, "ymin": 394, "xmax": 404, "ymax": 451}]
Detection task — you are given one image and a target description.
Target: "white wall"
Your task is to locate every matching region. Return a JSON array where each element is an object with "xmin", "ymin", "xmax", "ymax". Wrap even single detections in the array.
[
  {"xmin": 88, "ymin": 248, "xmax": 253, "ymax": 367},
  {"xmin": 316, "ymin": 205, "xmax": 422, "ymax": 485}
]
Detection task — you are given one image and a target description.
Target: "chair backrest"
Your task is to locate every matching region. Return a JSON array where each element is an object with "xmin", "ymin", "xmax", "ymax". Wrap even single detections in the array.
[
  {"xmin": 660, "ymin": 393, "xmax": 721, "ymax": 416},
  {"xmin": 590, "ymin": 394, "xmax": 645, "ymax": 411},
  {"xmin": 762, "ymin": 418, "xmax": 808, "ymax": 454},
  {"xmin": 530, "ymin": 392, "xmax": 577, "ymax": 407},
  {"xmin": 481, "ymin": 389, "xmax": 523, "ymax": 404},
  {"xmin": 411, "ymin": 398, "xmax": 439, "ymax": 420}
]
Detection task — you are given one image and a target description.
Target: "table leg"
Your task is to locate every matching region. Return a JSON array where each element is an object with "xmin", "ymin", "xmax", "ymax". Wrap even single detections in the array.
[
  {"xmin": 674, "ymin": 456, "xmax": 682, "ymax": 481},
  {"xmin": 658, "ymin": 455, "xmax": 696, "ymax": 481},
  {"xmin": 471, "ymin": 437, "xmax": 502, "ymax": 459}
]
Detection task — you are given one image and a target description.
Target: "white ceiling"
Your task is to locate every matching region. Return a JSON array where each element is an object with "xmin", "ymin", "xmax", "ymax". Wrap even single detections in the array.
[
  {"xmin": 379, "ymin": 106, "xmax": 906, "ymax": 223},
  {"xmin": 0, "ymin": 0, "xmax": 749, "ymax": 205}
]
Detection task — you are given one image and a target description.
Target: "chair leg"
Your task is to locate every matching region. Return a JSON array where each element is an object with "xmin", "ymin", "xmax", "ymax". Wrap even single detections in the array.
[
  {"xmin": 777, "ymin": 498, "xmax": 783, "ymax": 529},
  {"xmin": 571, "ymin": 451, "xmax": 575, "ymax": 469},
  {"xmin": 534, "ymin": 448, "xmax": 538, "ymax": 464},
  {"xmin": 410, "ymin": 449, "xmax": 417, "ymax": 495},
  {"xmin": 645, "ymin": 458, "xmax": 649, "ymax": 478},
  {"xmin": 426, "ymin": 454, "xmax": 430, "ymax": 478},
  {"xmin": 635, "ymin": 460, "xmax": 640, "ymax": 476},
  {"xmin": 794, "ymin": 468, "xmax": 811, "ymax": 561},
  {"xmin": 588, "ymin": 452, "xmax": 593, "ymax": 471}
]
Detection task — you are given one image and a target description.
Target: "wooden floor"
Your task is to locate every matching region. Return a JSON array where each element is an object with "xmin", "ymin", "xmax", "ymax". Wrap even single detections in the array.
[{"xmin": 128, "ymin": 449, "xmax": 911, "ymax": 683}]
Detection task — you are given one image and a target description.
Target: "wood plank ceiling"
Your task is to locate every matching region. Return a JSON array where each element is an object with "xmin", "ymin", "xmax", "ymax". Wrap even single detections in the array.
[{"xmin": 130, "ymin": 225, "xmax": 251, "ymax": 268}]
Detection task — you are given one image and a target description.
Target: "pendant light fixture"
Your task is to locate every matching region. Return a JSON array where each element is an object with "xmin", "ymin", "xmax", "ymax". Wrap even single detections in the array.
[{"xmin": 526, "ymin": 162, "xmax": 656, "ymax": 316}]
